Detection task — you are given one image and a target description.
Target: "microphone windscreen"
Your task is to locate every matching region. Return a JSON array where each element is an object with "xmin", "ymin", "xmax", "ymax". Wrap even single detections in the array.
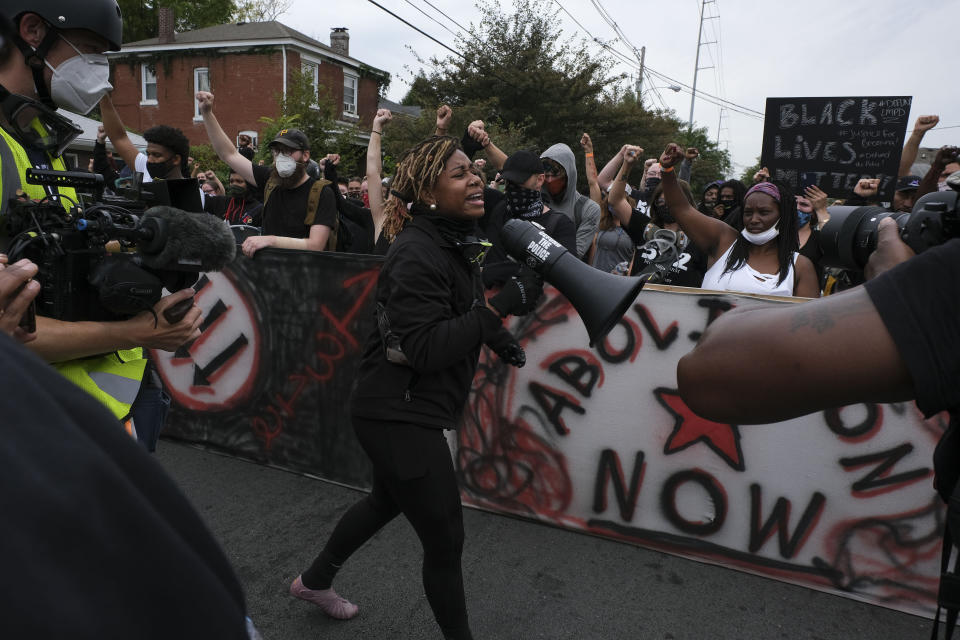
[{"xmin": 138, "ymin": 206, "xmax": 236, "ymax": 272}]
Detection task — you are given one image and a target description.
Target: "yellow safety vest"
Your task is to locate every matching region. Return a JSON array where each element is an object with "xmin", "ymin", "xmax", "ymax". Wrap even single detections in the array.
[
  {"xmin": 0, "ymin": 124, "xmax": 146, "ymax": 420},
  {"xmin": 0, "ymin": 125, "xmax": 78, "ymax": 216}
]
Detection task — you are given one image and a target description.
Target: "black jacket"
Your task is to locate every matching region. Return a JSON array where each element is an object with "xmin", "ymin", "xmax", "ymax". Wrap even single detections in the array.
[{"xmin": 351, "ymin": 215, "xmax": 502, "ymax": 428}]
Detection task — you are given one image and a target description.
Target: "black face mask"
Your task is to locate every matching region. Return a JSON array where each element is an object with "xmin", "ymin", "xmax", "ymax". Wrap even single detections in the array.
[
  {"xmin": 505, "ymin": 182, "xmax": 544, "ymax": 219},
  {"xmin": 657, "ymin": 204, "xmax": 675, "ymax": 225},
  {"xmin": 720, "ymin": 200, "xmax": 736, "ymax": 213},
  {"xmin": 146, "ymin": 159, "xmax": 175, "ymax": 180},
  {"xmin": 225, "ymin": 184, "xmax": 248, "ymax": 199},
  {"xmin": 645, "ymin": 177, "xmax": 661, "ymax": 193}
]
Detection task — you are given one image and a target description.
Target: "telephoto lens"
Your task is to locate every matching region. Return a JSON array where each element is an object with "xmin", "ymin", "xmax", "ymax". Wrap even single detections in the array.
[{"xmin": 821, "ymin": 190, "xmax": 960, "ymax": 271}]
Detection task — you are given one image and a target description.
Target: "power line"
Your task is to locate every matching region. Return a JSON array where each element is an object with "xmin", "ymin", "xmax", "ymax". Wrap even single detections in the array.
[{"xmin": 401, "ymin": 0, "xmax": 459, "ymax": 40}]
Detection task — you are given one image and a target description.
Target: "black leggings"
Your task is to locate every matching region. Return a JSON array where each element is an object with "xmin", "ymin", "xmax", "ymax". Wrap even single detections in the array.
[{"xmin": 302, "ymin": 418, "xmax": 472, "ymax": 640}]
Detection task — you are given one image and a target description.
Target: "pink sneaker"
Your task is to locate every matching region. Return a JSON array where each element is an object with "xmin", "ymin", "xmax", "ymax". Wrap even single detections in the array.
[{"xmin": 289, "ymin": 575, "xmax": 359, "ymax": 620}]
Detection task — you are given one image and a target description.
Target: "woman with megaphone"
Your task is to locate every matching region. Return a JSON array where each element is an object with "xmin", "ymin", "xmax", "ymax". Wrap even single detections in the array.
[
  {"xmin": 658, "ymin": 143, "xmax": 820, "ymax": 298},
  {"xmin": 287, "ymin": 135, "xmax": 542, "ymax": 640}
]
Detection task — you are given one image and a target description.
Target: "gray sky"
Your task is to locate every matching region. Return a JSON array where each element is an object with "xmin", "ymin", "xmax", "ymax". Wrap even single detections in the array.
[{"xmin": 283, "ymin": 0, "xmax": 959, "ymax": 178}]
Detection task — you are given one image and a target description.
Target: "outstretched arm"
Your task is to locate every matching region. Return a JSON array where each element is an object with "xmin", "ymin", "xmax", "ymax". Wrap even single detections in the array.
[
  {"xmin": 98, "ymin": 95, "xmax": 141, "ymax": 173},
  {"xmin": 597, "ymin": 145, "xmax": 627, "ymax": 191},
  {"xmin": 195, "ymin": 91, "xmax": 256, "ymax": 187},
  {"xmin": 367, "ymin": 109, "xmax": 392, "ymax": 240},
  {"xmin": 607, "ymin": 145, "xmax": 642, "ymax": 227},
  {"xmin": 659, "ymin": 143, "xmax": 737, "ymax": 261},
  {"xmin": 580, "ymin": 133, "xmax": 602, "ymax": 206},
  {"xmin": 898, "ymin": 115, "xmax": 938, "ymax": 177}
]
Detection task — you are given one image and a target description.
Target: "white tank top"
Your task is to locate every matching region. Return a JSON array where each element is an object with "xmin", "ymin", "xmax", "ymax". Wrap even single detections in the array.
[{"xmin": 701, "ymin": 241, "xmax": 798, "ymax": 297}]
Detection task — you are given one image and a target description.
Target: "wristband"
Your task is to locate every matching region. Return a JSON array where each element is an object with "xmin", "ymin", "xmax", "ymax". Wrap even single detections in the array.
[
  {"xmin": 661, "ymin": 165, "xmax": 675, "ymax": 173},
  {"xmin": 371, "ymin": 130, "xmax": 382, "ymax": 136},
  {"xmin": 585, "ymin": 152, "xmax": 594, "ymax": 158}
]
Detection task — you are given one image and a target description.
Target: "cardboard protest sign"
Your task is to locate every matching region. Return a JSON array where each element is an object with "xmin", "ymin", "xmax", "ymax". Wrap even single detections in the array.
[{"xmin": 760, "ymin": 96, "xmax": 912, "ymax": 200}]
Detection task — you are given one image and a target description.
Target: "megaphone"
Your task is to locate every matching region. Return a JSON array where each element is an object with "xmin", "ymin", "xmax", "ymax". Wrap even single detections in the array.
[{"xmin": 501, "ymin": 219, "xmax": 645, "ymax": 347}]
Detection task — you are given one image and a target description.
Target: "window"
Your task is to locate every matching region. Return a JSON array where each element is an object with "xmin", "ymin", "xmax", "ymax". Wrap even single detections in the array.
[
  {"xmin": 302, "ymin": 60, "xmax": 319, "ymax": 108},
  {"xmin": 141, "ymin": 63, "xmax": 157, "ymax": 105},
  {"xmin": 343, "ymin": 72, "xmax": 358, "ymax": 115},
  {"xmin": 193, "ymin": 67, "xmax": 210, "ymax": 120}
]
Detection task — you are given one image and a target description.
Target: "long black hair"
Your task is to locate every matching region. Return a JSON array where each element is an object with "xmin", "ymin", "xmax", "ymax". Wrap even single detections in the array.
[
  {"xmin": 722, "ymin": 180, "xmax": 799, "ymax": 287},
  {"xmin": 719, "ymin": 179, "xmax": 747, "ymax": 229}
]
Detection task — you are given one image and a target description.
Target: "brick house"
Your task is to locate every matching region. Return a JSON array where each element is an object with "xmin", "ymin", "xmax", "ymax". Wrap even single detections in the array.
[{"xmin": 107, "ymin": 16, "xmax": 388, "ymax": 152}]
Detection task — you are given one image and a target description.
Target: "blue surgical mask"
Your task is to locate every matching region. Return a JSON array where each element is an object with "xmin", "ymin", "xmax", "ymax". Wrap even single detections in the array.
[{"xmin": 796, "ymin": 210, "xmax": 811, "ymax": 227}]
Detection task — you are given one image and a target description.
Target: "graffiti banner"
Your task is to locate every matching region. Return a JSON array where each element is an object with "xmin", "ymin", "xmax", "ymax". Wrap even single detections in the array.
[{"xmin": 160, "ymin": 253, "xmax": 945, "ymax": 618}]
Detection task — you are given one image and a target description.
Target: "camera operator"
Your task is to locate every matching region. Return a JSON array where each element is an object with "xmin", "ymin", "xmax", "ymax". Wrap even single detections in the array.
[
  {"xmin": 0, "ymin": 3, "xmax": 202, "ymax": 422},
  {"xmin": 0, "ymin": 253, "xmax": 39, "ymax": 343}
]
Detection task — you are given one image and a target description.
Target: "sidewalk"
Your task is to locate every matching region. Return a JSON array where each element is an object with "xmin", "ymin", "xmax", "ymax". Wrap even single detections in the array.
[{"xmin": 157, "ymin": 441, "xmax": 930, "ymax": 639}]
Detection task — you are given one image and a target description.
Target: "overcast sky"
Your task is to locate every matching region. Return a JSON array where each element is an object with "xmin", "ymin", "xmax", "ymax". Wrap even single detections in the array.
[{"xmin": 281, "ymin": 0, "xmax": 958, "ymax": 177}]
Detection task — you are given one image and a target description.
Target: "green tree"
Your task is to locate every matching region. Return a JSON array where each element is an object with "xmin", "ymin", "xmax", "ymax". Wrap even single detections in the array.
[
  {"xmin": 739, "ymin": 156, "xmax": 763, "ymax": 185},
  {"xmin": 118, "ymin": 0, "xmax": 238, "ymax": 43},
  {"xmin": 399, "ymin": 0, "xmax": 731, "ymax": 192}
]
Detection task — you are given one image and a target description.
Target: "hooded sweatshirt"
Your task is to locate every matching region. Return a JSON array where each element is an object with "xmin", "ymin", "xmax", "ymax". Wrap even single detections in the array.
[{"xmin": 540, "ymin": 143, "xmax": 601, "ymax": 259}]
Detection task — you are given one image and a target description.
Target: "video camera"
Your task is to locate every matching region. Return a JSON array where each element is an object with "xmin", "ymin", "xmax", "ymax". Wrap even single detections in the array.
[
  {"xmin": 2, "ymin": 169, "xmax": 235, "ymax": 324},
  {"xmin": 820, "ymin": 181, "xmax": 960, "ymax": 271}
]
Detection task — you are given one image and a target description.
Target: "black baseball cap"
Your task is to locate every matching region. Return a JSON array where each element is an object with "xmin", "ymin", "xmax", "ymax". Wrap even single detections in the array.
[
  {"xmin": 895, "ymin": 175, "xmax": 920, "ymax": 192},
  {"xmin": 270, "ymin": 128, "xmax": 310, "ymax": 151},
  {"xmin": 500, "ymin": 150, "xmax": 544, "ymax": 184}
]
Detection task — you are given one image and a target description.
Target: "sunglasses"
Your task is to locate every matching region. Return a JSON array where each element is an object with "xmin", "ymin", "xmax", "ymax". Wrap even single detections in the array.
[{"xmin": 541, "ymin": 162, "xmax": 563, "ymax": 177}]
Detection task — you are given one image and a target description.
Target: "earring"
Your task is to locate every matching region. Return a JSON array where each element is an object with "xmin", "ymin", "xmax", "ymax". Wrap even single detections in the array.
[{"xmin": 429, "ymin": 203, "xmax": 437, "ymax": 211}]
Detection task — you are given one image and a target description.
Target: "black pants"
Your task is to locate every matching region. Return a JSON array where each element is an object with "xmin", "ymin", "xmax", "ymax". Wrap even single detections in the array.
[{"xmin": 307, "ymin": 418, "xmax": 472, "ymax": 640}]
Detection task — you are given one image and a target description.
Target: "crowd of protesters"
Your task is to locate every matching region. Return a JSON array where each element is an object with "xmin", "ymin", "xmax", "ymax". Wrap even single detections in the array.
[
  {"xmin": 83, "ymin": 95, "xmax": 960, "ymax": 640},
  {"xmin": 87, "ymin": 97, "xmax": 959, "ymax": 302}
]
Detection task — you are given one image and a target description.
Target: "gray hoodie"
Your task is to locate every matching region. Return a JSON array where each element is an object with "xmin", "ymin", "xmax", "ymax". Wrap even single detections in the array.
[{"xmin": 540, "ymin": 143, "xmax": 600, "ymax": 259}]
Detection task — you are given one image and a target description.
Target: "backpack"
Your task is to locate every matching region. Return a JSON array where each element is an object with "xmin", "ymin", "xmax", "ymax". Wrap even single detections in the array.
[
  {"xmin": 933, "ymin": 421, "xmax": 960, "ymax": 639},
  {"xmin": 263, "ymin": 175, "xmax": 353, "ymax": 252}
]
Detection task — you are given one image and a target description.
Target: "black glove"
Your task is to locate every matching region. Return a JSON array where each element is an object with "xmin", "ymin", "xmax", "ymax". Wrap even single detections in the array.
[
  {"xmin": 486, "ymin": 327, "xmax": 526, "ymax": 368},
  {"xmin": 488, "ymin": 270, "xmax": 543, "ymax": 317},
  {"xmin": 460, "ymin": 127, "xmax": 485, "ymax": 159}
]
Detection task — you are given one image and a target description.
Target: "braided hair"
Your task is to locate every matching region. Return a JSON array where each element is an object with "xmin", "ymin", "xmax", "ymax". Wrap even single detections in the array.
[{"xmin": 383, "ymin": 135, "xmax": 462, "ymax": 240}]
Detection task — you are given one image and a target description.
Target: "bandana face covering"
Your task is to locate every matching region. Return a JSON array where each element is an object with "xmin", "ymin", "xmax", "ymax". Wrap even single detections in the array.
[{"xmin": 505, "ymin": 182, "xmax": 544, "ymax": 219}]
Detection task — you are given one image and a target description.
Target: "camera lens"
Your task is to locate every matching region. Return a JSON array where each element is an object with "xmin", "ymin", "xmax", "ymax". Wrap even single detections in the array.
[{"xmin": 820, "ymin": 206, "xmax": 904, "ymax": 271}]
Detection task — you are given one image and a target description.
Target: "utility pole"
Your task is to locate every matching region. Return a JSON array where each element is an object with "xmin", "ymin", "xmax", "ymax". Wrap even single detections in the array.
[
  {"xmin": 688, "ymin": 0, "xmax": 717, "ymax": 131},
  {"xmin": 635, "ymin": 46, "xmax": 645, "ymax": 98}
]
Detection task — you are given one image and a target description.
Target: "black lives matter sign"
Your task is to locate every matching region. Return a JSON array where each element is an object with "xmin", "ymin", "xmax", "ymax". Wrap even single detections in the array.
[{"xmin": 760, "ymin": 96, "xmax": 912, "ymax": 201}]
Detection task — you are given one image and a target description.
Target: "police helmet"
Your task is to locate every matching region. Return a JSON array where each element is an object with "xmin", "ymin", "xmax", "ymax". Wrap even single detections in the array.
[{"xmin": 2, "ymin": 0, "xmax": 123, "ymax": 51}]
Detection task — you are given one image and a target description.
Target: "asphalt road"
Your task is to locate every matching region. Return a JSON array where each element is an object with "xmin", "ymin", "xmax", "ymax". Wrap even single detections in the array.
[{"xmin": 156, "ymin": 441, "xmax": 931, "ymax": 640}]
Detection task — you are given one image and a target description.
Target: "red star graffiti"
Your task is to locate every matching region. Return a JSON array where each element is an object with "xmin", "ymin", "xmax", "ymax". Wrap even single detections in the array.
[{"xmin": 655, "ymin": 387, "xmax": 745, "ymax": 471}]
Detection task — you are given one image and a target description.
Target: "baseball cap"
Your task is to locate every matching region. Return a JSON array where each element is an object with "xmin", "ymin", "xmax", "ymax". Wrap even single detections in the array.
[
  {"xmin": 500, "ymin": 150, "xmax": 544, "ymax": 184},
  {"xmin": 270, "ymin": 128, "xmax": 310, "ymax": 151},
  {"xmin": 895, "ymin": 175, "xmax": 920, "ymax": 192}
]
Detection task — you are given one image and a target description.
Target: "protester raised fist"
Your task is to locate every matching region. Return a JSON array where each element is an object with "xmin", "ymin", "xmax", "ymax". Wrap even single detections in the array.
[
  {"xmin": 435, "ymin": 104, "xmax": 452, "ymax": 133},
  {"xmin": 0, "ymin": 256, "xmax": 40, "ymax": 343},
  {"xmin": 933, "ymin": 145, "xmax": 959, "ymax": 168},
  {"xmin": 467, "ymin": 123, "xmax": 490, "ymax": 148},
  {"xmin": 623, "ymin": 145, "xmax": 643, "ymax": 167},
  {"xmin": 96, "ymin": 124, "xmax": 107, "ymax": 144},
  {"xmin": 474, "ymin": 158, "xmax": 487, "ymax": 170},
  {"xmin": 373, "ymin": 109, "xmax": 392, "ymax": 129},
  {"xmin": 580, "ymin": 132, "xmax": 593, "ymax": 153},
  {"xmin": 685, "ymin": 147, "xmax": 700, "ymax": 161},
  {"xmin": 203, "ymin": 170, "xmax": 224, "ymax": 195},
  {"xmin": 325, "ymin": 153, "xmax": 341, "ymax": 166},
  {"xmin": 659, "ymin": 143, "xmax": 684, "ymax": 169},
  {"xmin": 914, "ymin": 115, "xmax": 939, "ymax": 134},
  {"xmin": 195, "ymin": 91, "xmax": 215, "ymax": 115},
  {"xmin": 753, "ymin": 166, "xmax": 770, "ymax": 183},
  {"xmin": 853, "ymin": 178, "xmax": 880, "ymax": 199}
]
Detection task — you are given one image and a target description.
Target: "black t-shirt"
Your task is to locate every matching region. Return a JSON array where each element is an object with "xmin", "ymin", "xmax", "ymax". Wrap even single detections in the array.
[
  {"xmin": 864, "ymin": 238, "xmax": 960, "ymax": 418},
  {"xmin": 0, "ymin": 334, "xmax": 249, "ymax": 638},
  {"xmin": 252, "ymin": 165, "xmax": 337, "ymax": 239},
  {"xmin": 623, "ymin": 209, "xmax": 707, "ymax": 287},
  {"xmin": 204, "ymin": 195, "xmax": 264, "ymax": 226},
  {"xmin": 799, "ymin": 227, "xmax": 825, "ymax": 287}
]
